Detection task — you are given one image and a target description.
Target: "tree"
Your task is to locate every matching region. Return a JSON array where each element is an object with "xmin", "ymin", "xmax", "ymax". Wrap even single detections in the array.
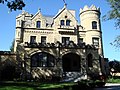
[
  {"xmin": 103, "ymin": 0, "xmax": 120, "ymax": 29},
  {"xmin": 10, "ymin": 39, "xmax": 15, "ymax": 52},
  {"xmin": 110, "ymin": 35, "xmax": 120, "ymax": 48},
  {"xmin": 0, "ymin": 0, "xmax": 25, "ymax": 11},
  {"xmin": 109, "ymin": 60, "xmax": 120, "ymax": 74},
  {"xmin": 103, "ymin": 0, "xmax": 120, "ymax": 48}
]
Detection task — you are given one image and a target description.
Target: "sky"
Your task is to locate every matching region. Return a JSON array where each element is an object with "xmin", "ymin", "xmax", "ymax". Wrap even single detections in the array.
[{"xmin": 0, "ymin": 0, "xmax": 120, "ymax": 61}]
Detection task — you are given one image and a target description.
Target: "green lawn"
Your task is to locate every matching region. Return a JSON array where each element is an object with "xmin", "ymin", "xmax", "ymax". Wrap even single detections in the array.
[
  {"xmin": 107, "ymin": 78, "xmax": 120, "ymax": 83},
  {"xmin": 0, "ymin": 81, "xmax": 75, "ymax": 90}
]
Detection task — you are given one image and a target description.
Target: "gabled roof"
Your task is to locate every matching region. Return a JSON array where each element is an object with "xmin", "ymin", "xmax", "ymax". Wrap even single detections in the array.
[
  {"xmin": 31, "ymin": 9, "xmax": 42, "ymax": 20},
  {"xmin": 43, "ymin": 15, "xmax": 54, "ymax": 25},
  {"xmin": 53, "ymin": 4, "xmax": 66, "ymax": 19},
  {"xmin": 53, "ymin": 4, "xmax": 77, "ymax": 22}
]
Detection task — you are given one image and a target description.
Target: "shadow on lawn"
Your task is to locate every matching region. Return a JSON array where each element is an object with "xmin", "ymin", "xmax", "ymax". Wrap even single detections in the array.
[
  {"xmin": 0, "ymin": 81, "xmax": 39, "ymax": 90},
  {"xmin": 0, "ymin": 81, "xmax": 94, "ymax": 90}
]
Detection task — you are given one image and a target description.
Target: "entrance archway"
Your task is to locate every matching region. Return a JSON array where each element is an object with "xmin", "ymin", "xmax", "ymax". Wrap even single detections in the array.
[{"xmin": 62, "ymin": 53, "xmax": 80, "ymax": 72}]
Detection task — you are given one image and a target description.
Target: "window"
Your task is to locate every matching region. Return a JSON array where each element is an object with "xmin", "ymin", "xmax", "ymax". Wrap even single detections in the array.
[
  {"xmin": 60, "ymin": 20, "xmax": 64, "ymax": 26},
  {"xmin": 31, "ymin": 52, "xmax": 55, "ymax": 67},
  {"xmin": 92, "ymin": 21, "xmax": 97, "ymax": 29},
  {"xmin": 92, "ymin": 38, "xmax": 99, "ymax": 47},
  {"xmin": 30, "ymin": 36, "xmax": 36, "ymax": 43},
  {"xmin": 66, "ymin": 20, "xmax": 70, "ymax": 26},
  {"xmin": 87, "ymin": 54, "xmax": 93, "ymax": 67},
  {"xmin": 41, "ymin": 36, "xmax": 46, "ymax": 44},
  {"xmin": 62, "ymin": 37, "xmax": 70, "ymax": 45},
  {"xmin": 31, "ymin": 55, "xmax": 38, "ymax": 67},
  {"xmin": 36, "ymin": 21, "xmax": 41, "ymax": 28},
  {"xmin": 48, "ymin": 55, "xmax": 55, "ymax": 67},
  {"xmin": 17, "ymin": 20, "xmax": 20, "ymax": 25},
  {"xmin": 39, "ymin": 53, "xmax": 47, "ymax": 67},
  {"xmin": 78, "ymin": 38, "xmax": 83, "ymax": 43},
  {"xmin": 18, "ymin": 32, "xmax": 20, "ymax": 37}
]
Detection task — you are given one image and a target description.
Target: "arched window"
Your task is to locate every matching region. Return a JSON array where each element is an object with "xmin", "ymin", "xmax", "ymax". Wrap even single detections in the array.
[
  {"xmin": 31, "ymin": 52, "xmax": 55, "ymax": 67},
  {"xmin": 87, "ymin": 54, "xmax": 93, "ymax": 67},
  {"xmin": 36, "ymin": 21, "xmax": 41, "ymax": 28},
  {"xmin": 92, "ymin": 21, "xmax": 97, "ymax": 29},
  {"xmin": 60, "ymin": 20, "xmax": 64, "ymax": 26},
  {"xmin": 66, "ymin": 20, "xmax": 70, "ymax": 26}
]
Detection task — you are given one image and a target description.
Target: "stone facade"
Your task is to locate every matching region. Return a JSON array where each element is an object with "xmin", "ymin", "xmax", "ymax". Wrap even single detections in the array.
[{"xmin": 14, "ymin": 5, "xmax": 106, "ymax": 82}]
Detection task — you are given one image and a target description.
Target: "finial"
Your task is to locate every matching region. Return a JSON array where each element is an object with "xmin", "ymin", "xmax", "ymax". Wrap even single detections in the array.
[
  {"xmin": 63, "ymin": 0, "xmax": 67, "ymax": 8},
  {"xmin": 64, "ymin": 3, "xmax": 67, "ymax": 7},
  {"xmin": 38, "ymin": 8, "xmax": 41, "ymax": 12}
]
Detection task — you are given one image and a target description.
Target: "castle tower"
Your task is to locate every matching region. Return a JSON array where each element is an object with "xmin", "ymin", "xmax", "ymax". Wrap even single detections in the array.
[
  {"xmin": 14, "ymin": 11, "xmax": 32, "ymax": 52},
  {"xmin": 79, "ymin": 5, "xmax": 104, "ymax": 56}
]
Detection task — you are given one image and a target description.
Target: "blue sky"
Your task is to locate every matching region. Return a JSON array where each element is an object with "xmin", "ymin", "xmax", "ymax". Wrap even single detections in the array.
[{"xmin": 0, "ymin": 0, "xmax": 120, "ymax": 60}]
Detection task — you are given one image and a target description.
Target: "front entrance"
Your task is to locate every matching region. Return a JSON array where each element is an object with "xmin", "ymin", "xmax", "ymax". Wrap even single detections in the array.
[{"xmin": 62, "ymin": 53, "xmax": 80, "ymax": 72}]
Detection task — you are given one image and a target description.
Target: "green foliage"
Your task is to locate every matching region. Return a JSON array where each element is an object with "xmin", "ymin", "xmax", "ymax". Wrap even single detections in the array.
[
  {"xmin": 109, "ymin": 60, "xmax": 120, "ymax": 72},
  {"xmin": 78, "ymin": 79, "xmax": 105, "ymax": 88},
  {"xmin": 104, "ymin": 0, "xmax": 120, "ymax": 49},
  {"xmin": 10, "ymin": 39, "xmax": 15, "ymax": 52},
  {"xmin": 107, "ymin": 78, "xmax": 120, "ymax": 83},
  {"xmin": 110, "ymin": 35, "xmax": 120, "ymax": 49},
  {"xmin": 0, "ymin": 0, "xmax": 25, "ymax": 11},
  {"xmin": 103, "ymin": 0, "xmax": 120, "ymax": 29}
]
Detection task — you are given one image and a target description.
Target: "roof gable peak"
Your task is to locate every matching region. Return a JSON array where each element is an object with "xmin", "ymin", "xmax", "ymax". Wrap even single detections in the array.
[{"xmin": 32, "ymin": 8, "xmax": 42, "ymax": 20}]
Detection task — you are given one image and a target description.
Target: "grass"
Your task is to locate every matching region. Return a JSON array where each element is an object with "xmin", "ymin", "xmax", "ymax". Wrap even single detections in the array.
[
  {"xmin": 0, "ymin": 86, "xmax": 34, "ymax": 90},
  {"xmin": 107, "ymin": 78, "xmax": 120, "ymax": 83},
  {"xmin": 0, "ymin": 81, "xmax": 75, "ymax": 90}
]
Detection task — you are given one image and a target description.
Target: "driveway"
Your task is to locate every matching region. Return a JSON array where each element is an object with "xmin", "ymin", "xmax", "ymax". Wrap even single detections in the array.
[{"xmin": 94, "ymin": 83, "xmax": 120, "ymax": 90}]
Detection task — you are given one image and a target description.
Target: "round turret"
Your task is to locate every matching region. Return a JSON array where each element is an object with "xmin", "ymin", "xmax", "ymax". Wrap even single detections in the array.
[
  {"xmin": 80, "ymin": 5, "xmax": 101, "ymax": 31},
  {"xmin": 79, "ymin": 5, "xmax": 103, "ymax": 56}
]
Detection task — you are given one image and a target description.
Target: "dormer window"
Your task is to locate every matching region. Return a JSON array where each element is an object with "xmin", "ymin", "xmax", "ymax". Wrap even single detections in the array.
[
  {"xmin": 92, "ymin": 21, "xmax": 97, "ymax": 29},
  {"xmin": 66, "ymin": 20, "xmax": 70, "ymax": 26},
  {"xmin": 60, "ymin": 20, "xmax": 64, "ymax": 26},
  {"xmin": 36, "ymin": 21, "xmax": 41, "ymax": 28}
]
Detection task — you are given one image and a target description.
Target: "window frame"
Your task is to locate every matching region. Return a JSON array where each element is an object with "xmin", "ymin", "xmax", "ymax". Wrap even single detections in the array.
[
  {"xmin": 41, "ymin": 36, "xmax": 46, "ymax": 44},
  {"xmin": 92, "ymin": 21, "xmax": 97, "ymax": 29},
  {"xmin": 92, "ymin": 37, "xmax": 99, "ymax": 47},
  {"xmin": 62, "ymin": 37, "xmax": 70, "ymax": 45},
  {"xmin": 66, "ymin": 20, "xmax": 71, "ymax": 26},
  {"xmin": 78, "ymin": 38, "xmax": 83, "ymax": 43},
  {"xmin": 60, "ymin": 20, "xmax": 65, "ymax": 26},
  {"xmin": 36, "ymin": 21, "xmax": 41, "ymax": 28},
  {"xmin": 31, "ymin": 52, "xmax": 55, "ymax": 67},
  {"xmin": 30, "ymin": 36, "xmax": 36, "ymax": 44}
]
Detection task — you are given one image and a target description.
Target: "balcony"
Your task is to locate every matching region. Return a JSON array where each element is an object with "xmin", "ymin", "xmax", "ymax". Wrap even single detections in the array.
[
  {"xmin": 58, "ymin": 25, "xmax": 75, "ymax": 29},
  {"xmin": 57, "ymin": 25, "xmax": 76, "ymax": 34}
]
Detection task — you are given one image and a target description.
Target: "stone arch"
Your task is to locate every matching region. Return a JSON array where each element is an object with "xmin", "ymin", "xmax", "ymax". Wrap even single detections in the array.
[
  {"xmin": 29, "ymin": 49, "xmax": 56, "ymax": 57},
  {"xmin": 61, "ymin": 50, "xmax": 81, "ymax": 57},
  {"xmin": 30, "ymin": 52, "xmax": 56, "ymax": 67},
  {"xmin": 62, "ymin": 53, "xmax": 81, "ymax": 72}
]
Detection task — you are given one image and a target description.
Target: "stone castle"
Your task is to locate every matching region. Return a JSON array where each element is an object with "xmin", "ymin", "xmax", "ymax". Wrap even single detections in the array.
[{"xmin": 7, "ymin": 4, "xmax": 108, "ymax": 81}]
